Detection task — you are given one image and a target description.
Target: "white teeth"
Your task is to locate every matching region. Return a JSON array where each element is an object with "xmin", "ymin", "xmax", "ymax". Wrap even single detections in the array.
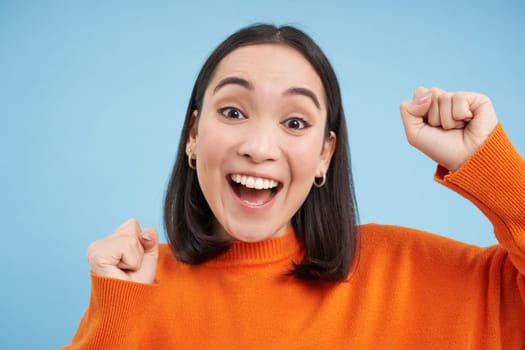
[{"xmin": 230, "ymin": 174, "xmax": 278, "ymax": 189}]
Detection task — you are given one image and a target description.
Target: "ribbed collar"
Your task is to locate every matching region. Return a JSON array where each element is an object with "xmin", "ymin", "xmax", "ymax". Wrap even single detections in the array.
[{"xmin": 205, "ymin": 226, "xmax": 303, "ymax": 267}]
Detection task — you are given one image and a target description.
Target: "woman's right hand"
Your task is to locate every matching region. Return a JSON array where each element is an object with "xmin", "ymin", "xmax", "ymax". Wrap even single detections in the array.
[{"xmin": 86, "ymin": 218, "xmax": 159, "ymax": 284}]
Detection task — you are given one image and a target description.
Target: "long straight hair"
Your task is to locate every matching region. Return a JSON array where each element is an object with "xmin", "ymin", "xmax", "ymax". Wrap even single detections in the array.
[{"xmin": 164, "ymin": 24, "xmax": 359, "ymax": 281}]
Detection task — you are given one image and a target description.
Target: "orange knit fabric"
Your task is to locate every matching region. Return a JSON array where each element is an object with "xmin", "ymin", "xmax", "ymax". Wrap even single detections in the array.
[{"xmin": 62, "ymin": 124, "xmax": 525, "ymax": 349}]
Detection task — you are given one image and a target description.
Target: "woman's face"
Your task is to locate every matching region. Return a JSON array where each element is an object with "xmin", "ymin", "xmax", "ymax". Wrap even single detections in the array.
[{"xmin": 188, "ymin": 43, "xmax": 335, "ymax": 242}]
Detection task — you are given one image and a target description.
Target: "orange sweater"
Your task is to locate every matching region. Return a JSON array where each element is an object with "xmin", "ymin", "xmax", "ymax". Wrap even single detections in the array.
[{"xmin": 63, "ymin": 124, "xmax": 525, "ymax": 349}]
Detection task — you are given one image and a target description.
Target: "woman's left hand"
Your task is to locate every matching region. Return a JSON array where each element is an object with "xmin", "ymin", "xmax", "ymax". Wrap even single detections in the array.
[{"xmin": 400, "ymin": 87, "xmax": 499, "ymax": 172}]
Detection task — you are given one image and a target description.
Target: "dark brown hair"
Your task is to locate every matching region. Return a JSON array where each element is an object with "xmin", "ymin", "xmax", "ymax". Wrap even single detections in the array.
[{"xmin": 164, "ymin": 24, "xmax": 359, "ymax": 281}]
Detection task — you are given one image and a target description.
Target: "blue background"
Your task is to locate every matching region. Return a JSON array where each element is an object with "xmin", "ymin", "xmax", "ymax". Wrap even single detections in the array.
[{"xmin": 1, "ymin": 1, "xmax": 523, "ymax": 348}]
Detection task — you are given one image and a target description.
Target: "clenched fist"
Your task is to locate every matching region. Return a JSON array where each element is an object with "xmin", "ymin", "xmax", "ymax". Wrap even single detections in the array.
[
  {"xmin": 86, "ymin": 218, "xmax": 159, "ymax": 284},
  {"xmin": 400, "ymin": 87, "xmax": 499, "ymax": 172}
]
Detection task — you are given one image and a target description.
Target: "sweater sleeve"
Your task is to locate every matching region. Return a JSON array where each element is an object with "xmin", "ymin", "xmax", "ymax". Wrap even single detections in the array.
[
  {"xmin": 433, "ymin": 123, "xmax": 525, "ymax": 345},
  {"xmin": 435, "ymin": 124, "xmax": 525, "ymax": 274},
  {"xmin": 60, "ymin": 272, "xmax": 158, "ymax": 350}
]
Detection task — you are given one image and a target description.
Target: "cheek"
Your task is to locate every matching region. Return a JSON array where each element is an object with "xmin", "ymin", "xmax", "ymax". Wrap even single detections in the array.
[
  {"xmin": 194, "ymin": 122, "xmax": 231, "ymax": 212},
  {"xmin": 288, "ymin": 138, "xmax": 324, "ymax": 180},
  {"xmin": 195, "ymin": 122, "xmax": 229, "ymax": 171}
]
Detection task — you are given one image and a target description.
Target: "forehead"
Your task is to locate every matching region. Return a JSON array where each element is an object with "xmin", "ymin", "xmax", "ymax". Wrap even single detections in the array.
[{"xmin": 208, "ymin": 43, "xmax": 325, "ymax": 101}]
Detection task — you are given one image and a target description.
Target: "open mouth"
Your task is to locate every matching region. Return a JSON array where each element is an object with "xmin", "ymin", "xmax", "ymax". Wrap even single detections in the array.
[{"xmin": 229, "ymin": 174, "xmax": 282, "ymax": 207}]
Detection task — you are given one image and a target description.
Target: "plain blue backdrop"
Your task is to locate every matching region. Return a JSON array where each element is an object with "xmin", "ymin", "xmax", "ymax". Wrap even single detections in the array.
[{"xmin": 1, "ymin": 1, "xmax": 524, "ymax": 348}]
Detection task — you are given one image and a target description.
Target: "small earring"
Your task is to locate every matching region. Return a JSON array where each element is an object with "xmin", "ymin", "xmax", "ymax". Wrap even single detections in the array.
[
  {"xmin": 188, "ymin": 153, "xmax": 196, "ymax": 170},
  {"xmin": 313, "ymin": 173, "xmax": 326, "ymax": 188}
]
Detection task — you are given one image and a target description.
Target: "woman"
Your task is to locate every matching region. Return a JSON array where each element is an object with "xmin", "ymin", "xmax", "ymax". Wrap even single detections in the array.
[{"xmin": 62, "ymin": 24, "xmax": 525, "ymax": 349}]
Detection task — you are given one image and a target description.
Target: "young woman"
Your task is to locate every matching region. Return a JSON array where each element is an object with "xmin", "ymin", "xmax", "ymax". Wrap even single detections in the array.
[{"xmin": 62, "ymin": 24, "xmax": 525, "ymax": 349}]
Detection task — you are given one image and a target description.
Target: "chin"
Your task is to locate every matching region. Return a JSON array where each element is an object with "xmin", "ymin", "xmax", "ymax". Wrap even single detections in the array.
[
  {"xmin": 228, "ymin": 230, "xmax": 271, "ymax": 243},
  {"xmin": 223, "ymin": 221, "xmax": 289, "ymax": 243}
]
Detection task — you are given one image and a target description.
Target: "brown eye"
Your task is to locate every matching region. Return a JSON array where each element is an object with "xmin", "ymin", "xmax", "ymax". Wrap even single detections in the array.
[
  {"xmin": 219, "ymin": 107, "xmax": 246, "ymax": 120},
  {"xmin": 282, "ymin": 117, "xmax": 309, "ymax": 130}
]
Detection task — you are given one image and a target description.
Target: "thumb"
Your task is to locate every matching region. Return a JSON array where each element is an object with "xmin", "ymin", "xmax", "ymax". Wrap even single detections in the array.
[
  {"xmin": 400, "ymin": 90, "xmax": 433, "ymax": 143},
  {"xmin": 400, "ymin": 91, "xmax": 432, "ymax": 121},
  {"xmin": 140, "ymin": 227, "xmax": 159, "ymax": 255},
  {"xmin": 137, "ymin": 227, "xmax": 159, "ymax": 283}
]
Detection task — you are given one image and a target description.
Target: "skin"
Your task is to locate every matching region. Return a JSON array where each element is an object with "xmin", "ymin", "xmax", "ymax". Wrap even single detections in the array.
[
  {"xmin": 401, "ymin": 87, "xmax": 498, "ymax": 172},
  {"xmin": 87, "ymin": 45, "xmax": 499, "ymax": 284},
  {"xmin": 187, "ymin": 44, "xmax": 335, "ymax": 242}
]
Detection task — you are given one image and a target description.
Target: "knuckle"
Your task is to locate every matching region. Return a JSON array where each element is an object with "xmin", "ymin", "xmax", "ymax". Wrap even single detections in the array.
[
  {"xmin": 86, "ymin": 240, "xmax": 100, "ymax": 261},
  {"xmin": 115, "ymin": 218, "xmax": 141, "ymax": 237},
  {"xmin": 128, "ymin": 217, "xmax": 139, "ymax": 228},
  {"xmin": 86, "ymin": 249, "xmax": 103, "ymax": 266},
  {"xmin": 455, "ymin": 91, "xmax": 467, "ymax": 99},
  {"xmin": 429, "ymin": 87, "xmax": 445, "ymax": 99},
  {"xmin": 129, "ymin": 217, "xmax": 140, "ymax": 228},
  {"xmin": 437, "ymin": 93, "xmax": 450, "ymax": 103},
  {"xmin": 413, "ymin": 86, "xmax": 428, "ymax": 96}
]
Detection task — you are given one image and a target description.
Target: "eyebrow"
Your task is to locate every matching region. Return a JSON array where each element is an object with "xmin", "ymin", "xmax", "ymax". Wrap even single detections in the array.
[
  {"xmin": 213, "ymin": 77, "xmax": 253, "ymax": 93},
  {"xmin": 283, "ymin": 87, "xmax": 320, "ymax": 110},
  {"xmin": 213, "ymin": 76, "xmax": 321, "ymax": 110}
]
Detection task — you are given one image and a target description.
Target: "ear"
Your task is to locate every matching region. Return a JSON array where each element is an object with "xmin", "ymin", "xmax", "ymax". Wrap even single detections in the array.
[
  {"xmin": 317, "ymin": 131, "xmax": 336, "ymax": 177},
  {"xmin": 186, "ymin": 110, "xmax": 199, "ymax": 157}
]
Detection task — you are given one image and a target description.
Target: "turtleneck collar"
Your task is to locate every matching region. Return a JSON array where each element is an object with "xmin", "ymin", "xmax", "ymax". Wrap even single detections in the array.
[{"xmin": 204, "ymin": 226, "xmax": 302, "ymax": 267}]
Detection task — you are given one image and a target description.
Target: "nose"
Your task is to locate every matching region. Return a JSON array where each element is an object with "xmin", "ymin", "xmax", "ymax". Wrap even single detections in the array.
[{"xmin": 237, "ymin": 120, "xmax": 280, "ymax": 163}]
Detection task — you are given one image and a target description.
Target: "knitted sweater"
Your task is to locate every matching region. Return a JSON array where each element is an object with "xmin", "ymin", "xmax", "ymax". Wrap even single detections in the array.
[{"xmin": 62, "ymin": 124, "xmax": 525, "ymax": 349}]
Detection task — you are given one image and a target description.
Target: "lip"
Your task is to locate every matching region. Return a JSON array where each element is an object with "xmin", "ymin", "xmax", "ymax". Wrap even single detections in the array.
[{"xmin": 226, "ymin": 172, "xmax": 283, "ymax": 210}]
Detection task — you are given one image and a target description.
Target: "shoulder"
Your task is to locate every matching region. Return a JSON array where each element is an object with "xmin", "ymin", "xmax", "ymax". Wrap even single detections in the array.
[
  {"xmin": 357, "ymin": 223, "xmax": 488, "ymax": 265},
  {"xmin": 157, "ymin": 243, "xmax": 186, "ymax": 272},
  {"xmin": 359, "ymin": 223, "xmax": 477, "ymax": 246},
  {"xmin": 359, "ymin": 223, "xmax": 455, "ymax": 246}
]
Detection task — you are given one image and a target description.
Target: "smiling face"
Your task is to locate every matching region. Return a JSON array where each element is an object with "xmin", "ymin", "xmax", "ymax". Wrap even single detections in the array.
[{"xmin": 187, "ymin": 44, "xmax": 335, "ymax": 242}]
